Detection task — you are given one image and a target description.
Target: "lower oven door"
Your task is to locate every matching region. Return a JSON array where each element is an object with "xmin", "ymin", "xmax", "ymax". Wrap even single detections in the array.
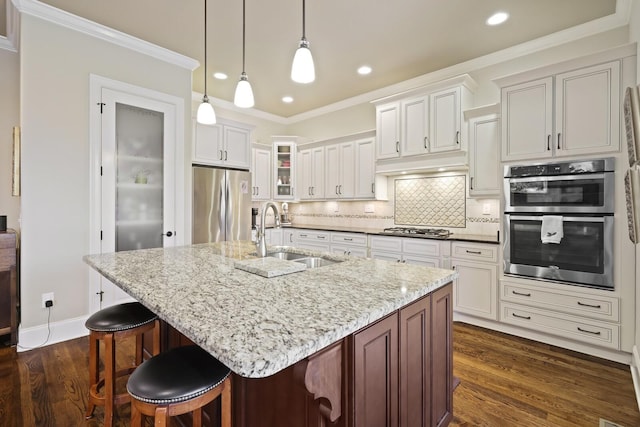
[{"xmin": 503, "ymin": 214, "xmax": 614, "ymax": 289}]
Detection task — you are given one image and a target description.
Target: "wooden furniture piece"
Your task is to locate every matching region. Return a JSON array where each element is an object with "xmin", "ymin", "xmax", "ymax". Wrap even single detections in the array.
[
  {"xmin": 127, "ymin": 345, "xmax": 232, "ymax": 427},
  {"xmin": 84, "ymin": 302, "xmax": 160, "ymax": 427},
  {"xmin": 0, "ymin": 230, "xmax": 18, "ymax": 346}
]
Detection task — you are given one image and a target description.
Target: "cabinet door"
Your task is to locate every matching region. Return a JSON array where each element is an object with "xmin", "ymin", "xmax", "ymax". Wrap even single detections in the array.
[
  {"xmin": 282, "ymin": 229, "xmax": 296, "ymax": 246},
  {"xmin": 353, "ymin": 313, "xmax": 399, "ymax": 427},
  {"xmin": 429, "ymin": 87, "xmax": 461, "ymax": 153},
  {"xmin": 311, "ymin": 147, "xmax": 326, "ymax": 199},
  {"xmin": 223, "ymin": 125, "xmax": 251, "ymax": 169},
  {"xmin": 274, "ymin": 142, "xmax": 296, "ymax": 200},
  {"xmin": 339, "ymin": 142, "xmax": 355, "ymax": 198},
  {"xmin": 555, "ymin": 61, "xmax": 620, "ymax": 157},
  {"xmin": 399, "ymin": 295, "xmax": 431, "ymax": 427},
  {"xmin": 377, "ymin": 103, "xmax": 401, "ymax": 159},
  {"xmin": 451, "ymin": 260, "xmax": 497, "ymax": 320},
  {"xmin": 252, "ymin": 148, "xmax": 271, "ymax": 201},
  {"xmin": 299, "ymin": 149, "xmax": 313, "ymax": 200},
  {"xmin": 194, "ymin": 122, "xmax": 224, "ymax": 165},
  {"xmin": 402, "ymin": 96, "xmax": 429, "ymax": 157},
  {"xmin": 355, "ymin": 138, "xmax": 376, "ymax": 198},
  {"xmin": 325, "ymin": 144, "xmax": 340, "ymax": 199},
  {"xmin": 501, "ymin": 77, "xmax": 553, "ymax": 161},
  {"xmin": 468, "ymin": 114, "xmax": 500, "ymax": 197},
  {"xmin": 431, "ymin": 283, "xmax": 453, "ymax": 427}
]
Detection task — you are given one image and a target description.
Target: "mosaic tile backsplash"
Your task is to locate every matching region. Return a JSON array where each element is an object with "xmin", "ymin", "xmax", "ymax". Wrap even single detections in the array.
[{"xmin": 394, "ymin": 175, "xmax": 466, "ymax": 227}]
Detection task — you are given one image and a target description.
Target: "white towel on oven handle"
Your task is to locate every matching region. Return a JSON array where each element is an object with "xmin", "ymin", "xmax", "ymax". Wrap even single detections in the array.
[{"xmin": 541, "ymin": 215, "xmax": 563, "ymax": 244}]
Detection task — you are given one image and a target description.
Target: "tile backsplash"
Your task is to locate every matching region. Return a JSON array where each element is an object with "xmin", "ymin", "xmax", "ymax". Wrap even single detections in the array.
[{"xmin": 394, "ymin": 175, "xmax": 466, "ymax": 227}]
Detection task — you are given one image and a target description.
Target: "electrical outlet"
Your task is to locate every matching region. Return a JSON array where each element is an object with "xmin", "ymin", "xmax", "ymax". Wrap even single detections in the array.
[
  {"xmin": 364, "ymin": 204, "xmax": 375, "ymax": 213},
  {"xmin": 482, "ymin": 203, "xmax": 491, "ymax": 215},
  {"xmin": 42, "ymin": 292, "xmax": 54, "ymax": 308}
]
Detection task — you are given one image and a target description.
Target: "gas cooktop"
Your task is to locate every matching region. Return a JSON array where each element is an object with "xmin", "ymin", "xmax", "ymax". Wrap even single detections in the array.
[{"xmin": 381, "ymin": 227, "xmax": 452, "ymax": 238}]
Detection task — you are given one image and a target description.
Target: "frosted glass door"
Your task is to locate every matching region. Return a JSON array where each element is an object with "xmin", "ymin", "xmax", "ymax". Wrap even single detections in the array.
[{"xmin": 115, "ymin": 103, "xmax": 164, "ymax": 251}]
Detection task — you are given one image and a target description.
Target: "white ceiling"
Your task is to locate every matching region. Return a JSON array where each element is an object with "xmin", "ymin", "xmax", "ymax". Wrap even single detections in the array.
[{"xmin": 3, "ymin": 0, "xmax": 621, "ymax": 118}]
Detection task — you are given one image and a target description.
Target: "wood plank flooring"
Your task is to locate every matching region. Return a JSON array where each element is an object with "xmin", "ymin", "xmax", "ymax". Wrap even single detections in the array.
[{"xmin": 0, "ymin": 322, "xmax": 639, "ymax": 426}]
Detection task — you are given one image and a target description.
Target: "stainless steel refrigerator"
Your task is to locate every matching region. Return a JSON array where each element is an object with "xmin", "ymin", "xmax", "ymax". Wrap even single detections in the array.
[{"xmin": 192, "ymin": 166, "xmax": 252, "ymax": 243}]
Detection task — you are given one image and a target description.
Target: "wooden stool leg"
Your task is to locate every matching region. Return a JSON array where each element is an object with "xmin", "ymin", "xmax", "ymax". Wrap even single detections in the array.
[
  {"xmin": 103, "ymin": 333, "xmax": 116, "ymax": 427},
  {"xmin": 221, "ymin": 376, "xmax": 232, "ymax": 427},
  {"xmin": 85, "ymin": 333, "xmax": 99, "ymax": 419},
  {"xmin": 192, "ymin": 407, "xmax": 202, "ymax": 426},
  {"xmin": 155, "ymin": 406, "xmax": 169, "ymax": 427},
  {"xmin": 152, "ymin": 319, "xmax": 161, "ymax": 356},
  {"xmin": 135, "ymin": 332, "xmax": 144, "ymax": 366},
  {"xmin": 131, "ymin": 400, "xmax": 143, "ymax": 427}
]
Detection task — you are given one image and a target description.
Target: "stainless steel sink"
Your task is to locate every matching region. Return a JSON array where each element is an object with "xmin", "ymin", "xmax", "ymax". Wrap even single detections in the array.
[
  {"xmin": 293, "ymin": 257, "xmax": 340, "ymax": 268},
  {"xmin": 265, "ymin": 251, "xmax": 308, "ymax": 261}
]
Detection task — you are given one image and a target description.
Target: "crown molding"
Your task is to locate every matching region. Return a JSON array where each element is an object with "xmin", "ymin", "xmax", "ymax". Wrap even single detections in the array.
[{"xmin": 11, "ymin": 0, "xmax": 199, "ymax": 70}]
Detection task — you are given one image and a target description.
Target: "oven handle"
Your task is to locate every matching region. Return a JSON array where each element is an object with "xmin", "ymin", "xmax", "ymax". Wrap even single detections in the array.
[
  {"xmin": 507, "ymin": 173, "xmax": 606, "ymax": 183},
  {"xmin": 506, "ymin": 215, "xmax": 606, "ymax": 223}
]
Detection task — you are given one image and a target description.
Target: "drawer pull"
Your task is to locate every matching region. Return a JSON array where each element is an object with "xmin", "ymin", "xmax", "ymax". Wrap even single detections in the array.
[
  {"xmin": 317, "ymin": 235, "xmax": 326, "ymax": 240},
  {"xmin": 577, "ymin": 301, "xmax": 601, "ymax": 309},
  {"xmin": 577, "ymin": 327, "xmax": 601, "ymax": 335},
  {"xmin": 300, "ymin": 234, "xmax": 308, "ymax": 237},
  {"xmin": 344, "ymin": 238, "xmax": 353, "ymax": 241},
  {"xmin": 512, "ymin": 290, "xmax": 531, "ymax": 297},
  {"xmin": 512, "ymin": 313, "xmax": 531, "ymax": 320},
  {"xmin": 465, "ymin": 250, "xmax": 482, "ymax": 255}
]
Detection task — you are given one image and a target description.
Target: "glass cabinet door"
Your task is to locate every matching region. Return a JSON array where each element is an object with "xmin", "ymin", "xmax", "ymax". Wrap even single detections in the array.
[{"xmin": 274, "ymin": 141, "xmax": 296, "ymax": 200}]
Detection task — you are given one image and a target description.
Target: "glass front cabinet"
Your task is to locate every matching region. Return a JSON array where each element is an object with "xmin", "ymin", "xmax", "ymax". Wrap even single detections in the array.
[{"xmin": 273, "ymin": 138, "xmax": 297, "ymax": 200}]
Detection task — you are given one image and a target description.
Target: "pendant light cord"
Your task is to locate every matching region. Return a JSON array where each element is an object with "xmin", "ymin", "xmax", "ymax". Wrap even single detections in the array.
[
  {"xmin": 302, "ymin": 0, "xmax": 306, "ymax": 39},
  {"xmin": 242, "ymin": 0, "xmax": 246, "ymax": 72},
  {"xmin": 203, "ymin": 0, "xmax": 208, "ymax": 95}
]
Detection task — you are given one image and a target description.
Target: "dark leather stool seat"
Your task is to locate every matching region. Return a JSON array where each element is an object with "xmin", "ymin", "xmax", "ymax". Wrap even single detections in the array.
[
  {"xmin": 127, "ymin": 345, "xmax": 232, "ymax": 427},
  {"xmin": 85, "ymin": 302, "xmax": 160, "ymax": 427}
]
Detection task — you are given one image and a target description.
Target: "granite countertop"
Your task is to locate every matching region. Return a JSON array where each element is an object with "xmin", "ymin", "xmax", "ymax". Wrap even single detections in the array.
[
  {"xmin": 277, "ymin": 224, "xmax": 501, "ymax": 244},
  {"xmin": 84, "ymin": 241, "xmax": 456, "ymax": 379}
]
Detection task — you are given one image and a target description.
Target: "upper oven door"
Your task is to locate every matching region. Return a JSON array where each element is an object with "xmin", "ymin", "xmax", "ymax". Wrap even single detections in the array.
[{"xmin": 503, "ymin": 172, "xmax": 615, "ymax": 213}]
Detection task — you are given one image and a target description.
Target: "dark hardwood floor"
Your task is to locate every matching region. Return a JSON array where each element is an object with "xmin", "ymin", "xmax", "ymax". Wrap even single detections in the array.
[{"xmin": 0, "ymin": 322, "xmax": 638, "ymax": 426}]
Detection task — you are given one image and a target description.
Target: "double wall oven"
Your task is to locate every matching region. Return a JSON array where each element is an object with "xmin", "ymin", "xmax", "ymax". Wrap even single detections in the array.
[{"xmin": 503, "ymin": 158, "xmax": 615, "ymax": 290}]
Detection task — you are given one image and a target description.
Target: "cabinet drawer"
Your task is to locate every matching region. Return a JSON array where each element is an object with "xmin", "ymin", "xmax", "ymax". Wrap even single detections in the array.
[
  {"xmin": 331, "ymin": 232, "xmax": 367, "ymax": 246},
  {"xmin": 402, "ymin": 238, "xmax": 445, "ymax": 257},
  {"xmin": 295, "ymin": 230, "xmax": 330, "ymax": 243},
  {"xmin": 370, "ymin": 236, "xmax": 403, "ymax": 252},
  {"xmin": 370, "ymin": 250, "xmax": 402, "ymax": 263},
  {"xmin": 451, "ymin": 242, "xmax": 497, "ymax": 263},
  {"xmin": 501, "ymin": 302, "xmax": 620, "ymax": 349},
  {"xmin": 501, "ymin": 281, "xmax": 619, "ymax": 322}
]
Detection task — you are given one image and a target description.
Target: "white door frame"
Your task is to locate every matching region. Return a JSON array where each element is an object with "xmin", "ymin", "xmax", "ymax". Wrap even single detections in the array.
[{"xmin": 88, "ymin": 74, "xmax": 186, "ymax": 314}]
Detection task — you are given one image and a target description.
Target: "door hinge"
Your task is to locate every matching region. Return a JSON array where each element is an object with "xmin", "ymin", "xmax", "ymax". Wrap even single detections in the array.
[{"xmin": 97, "ymin": 102, "xmax": 106, "ymax": 114}]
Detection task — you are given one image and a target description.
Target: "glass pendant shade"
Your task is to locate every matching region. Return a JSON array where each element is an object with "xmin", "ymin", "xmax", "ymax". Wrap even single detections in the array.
[
  {"xmin": 291, "ymin": 39, "xmax": 315, "ymax": 84},
  {"xmin": 197, "ymin": 95, "xmax": 217, "ymax": 124},
  {"xmin": 234, "ymin": 73, "xmax": 255, "ymax": 108}
]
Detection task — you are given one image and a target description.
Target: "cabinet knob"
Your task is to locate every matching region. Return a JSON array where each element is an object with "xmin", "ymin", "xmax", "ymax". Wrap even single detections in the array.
[{"xmin": 163, "ymin": 231, "xmax": 174, "ymax": 237}]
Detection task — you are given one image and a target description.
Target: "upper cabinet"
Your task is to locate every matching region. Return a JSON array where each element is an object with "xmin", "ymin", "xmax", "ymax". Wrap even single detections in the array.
[
  {"xmin": 374, "ymin": 75, "xmax": 476, "ymax": 162},
  {"xmin": 251, "ymin": 145, "xmax": 271, "ymax": 201},
  {"xmin": 497, "ymin": 52, "xmax": 629, "ymax": 162},
  {"xmin": 465, "ymin": 104, "xmax": 501, "ymax": 197},
  {"xmin": 193, "ymin": 118, "xmax": 252, "ymax": 169},
  {"xmin": 273, "ymin": 138, "xmax": 297, "ymax": 200},
  {"xmin": 325, "ymin": 142, "xmax": 355, "ymax": 199},
  {"xmin": 299, "ymin": 146, "xmax": 325, "ymax": 200}
]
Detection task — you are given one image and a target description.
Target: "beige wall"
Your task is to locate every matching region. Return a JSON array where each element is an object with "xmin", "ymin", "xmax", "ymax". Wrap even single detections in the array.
[
  {"xmin": 19, "ymin": 13, "xmax": 193, "ymax": 330},
  {"xmin": 0, "ymin": 48, "xmax": 20, "ymax": 231}
]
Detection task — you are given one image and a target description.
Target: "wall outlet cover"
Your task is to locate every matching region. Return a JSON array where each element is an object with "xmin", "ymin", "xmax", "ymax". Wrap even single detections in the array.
[
  {"xmin": 41, "ymin": 292, "xmax": 54, "ymax": 308},
  {"xmin": 364, "ymin": 204, "xmax": 375, "ymax": 213}
]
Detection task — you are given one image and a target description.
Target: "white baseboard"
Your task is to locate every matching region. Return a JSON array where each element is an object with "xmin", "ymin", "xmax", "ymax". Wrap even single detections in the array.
[
  {"xmin": 17, "ymin": 315, "xmax": 89, "ymax": 352},
  {"xmin": 631, "ymin": 345, "xmax": 640, "ymax": 411}
]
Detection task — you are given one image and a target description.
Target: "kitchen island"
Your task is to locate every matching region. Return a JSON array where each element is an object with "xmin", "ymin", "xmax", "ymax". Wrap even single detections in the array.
[{"xmin": 84, "ymin": 241, "xmax": 457, "ymax": 427}]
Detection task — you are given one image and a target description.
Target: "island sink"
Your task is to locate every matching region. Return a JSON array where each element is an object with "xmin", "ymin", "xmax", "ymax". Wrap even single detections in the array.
[{"xmin": 261, "ymin": 249, "xmax": 344, "ymax": 268}]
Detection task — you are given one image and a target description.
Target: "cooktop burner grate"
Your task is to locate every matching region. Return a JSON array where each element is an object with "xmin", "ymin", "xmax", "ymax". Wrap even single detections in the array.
[{"xmin": 382, "ymin": 227, "xmax": 452, "ymax": 238}]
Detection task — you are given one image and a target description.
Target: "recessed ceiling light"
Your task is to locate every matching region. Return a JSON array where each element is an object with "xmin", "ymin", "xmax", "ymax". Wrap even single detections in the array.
[
  {"xmin": 213, "ymin": 72, "xmax": 228, "ymax": 80},
  {"xmin": 357, "ymin": 65, "xmax": 372, "ymax": 75},
  {"xmin": 282, "ymin": 96, "xmax": 294, "ymax": 103},
  {"xmin": 486, "ymin": 12, "xmax": 509, "ymax": 26}
]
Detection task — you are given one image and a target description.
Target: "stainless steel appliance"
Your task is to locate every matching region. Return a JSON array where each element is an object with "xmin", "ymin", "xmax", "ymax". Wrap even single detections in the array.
[
  {"xmin": 193, "ymin": 166, "xmax": 252, "ymax": 243},
  {"xmin": 503, "ymin": 158, "xmax": 615, "ymax": 289},
  {"xmin": 382, "ymin": 227, "xmax": 452, "ymax": 238}
]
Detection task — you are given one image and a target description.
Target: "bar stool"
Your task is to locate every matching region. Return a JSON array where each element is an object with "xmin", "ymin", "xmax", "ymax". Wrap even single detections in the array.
[
  {"xmin": 85, "ymin": 302, "xmax": 160, "ymax": 426},
  {"xmin": 127, "ymin": 345, "xmax": 232, "ymax": 427}
]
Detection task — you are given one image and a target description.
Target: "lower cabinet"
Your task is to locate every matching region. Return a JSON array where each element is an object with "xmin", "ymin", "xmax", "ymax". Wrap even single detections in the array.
[{"xmin": 451, "ymin": 242, "xmax": 499, "ymax": 320}]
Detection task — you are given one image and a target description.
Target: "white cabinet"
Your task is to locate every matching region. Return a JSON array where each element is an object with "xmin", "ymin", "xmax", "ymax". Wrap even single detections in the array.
[
  {"xmin": 354, "ymin": 138, "xmax": 378, "ymax": 199},
  {"xmin": 374, "ymin": 75, "xmax": 475, "ymax": 161},
  {"xmin": 299, "ymin": 146, "xmax": 325, "ymax": 200},
  {"xmin": 451, "ymin": 242, "xmax": 499, "ymax": 320},
  {"xmin": 251, "ymin": 146, "xmax": 271, "ymax": 201},
  {"xmin": 194, "ymin": 119, "xmax": 252, "ymax": 169},
  {"xmin": 499, "ymin": 60, "xmax": 620, "ymax": 161},
  {"xmin": 273, "ymin": 139, "xmax": 297, "ymax": 200},
  {"xmin": 369, "ymin": 235, "xmax": 449, "ymax": 267},
  {"xmin": 282, "ymin": 228, "xmax": 296, "ymax": 246},
  {"xmin": 265, "ymin": 228, "xmax": 283, "ymax": 246},
  {"xmin": 465, "ymin": 105, "xmax": 500, "ymax": 197},
  {"xmin": 295, "ymin": 229, "xmax": 331, "ymax": 251},
  {"xmin": 326, "ymin": 142, "xmax": 355, "ymax": 199},
  {"xmin": 499, "ymin": 279, "xmax": 621, "ymax": 349},
  {"xmin": 330, "ymin": 232, "xmax": 368, "ymax": 257}
]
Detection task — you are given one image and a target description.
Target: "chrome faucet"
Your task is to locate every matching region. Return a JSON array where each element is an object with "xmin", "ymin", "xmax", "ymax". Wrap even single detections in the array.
[{"xmin": 256, "ymin": 201, "xmax": 281, "ymax": 257}]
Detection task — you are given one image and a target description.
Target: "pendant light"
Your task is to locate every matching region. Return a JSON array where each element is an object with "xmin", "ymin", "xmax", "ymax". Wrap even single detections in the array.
[
  {"xmin": 291, "ymin": 0, "xmax": 315, "ymax": 84},
  {"xmin": 234, "ymin": 0, "xmax": 255, "ymax": 108},
  {"xmin": 197, "ymin": 0, "xmax": 217, "ymax": 124}
]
